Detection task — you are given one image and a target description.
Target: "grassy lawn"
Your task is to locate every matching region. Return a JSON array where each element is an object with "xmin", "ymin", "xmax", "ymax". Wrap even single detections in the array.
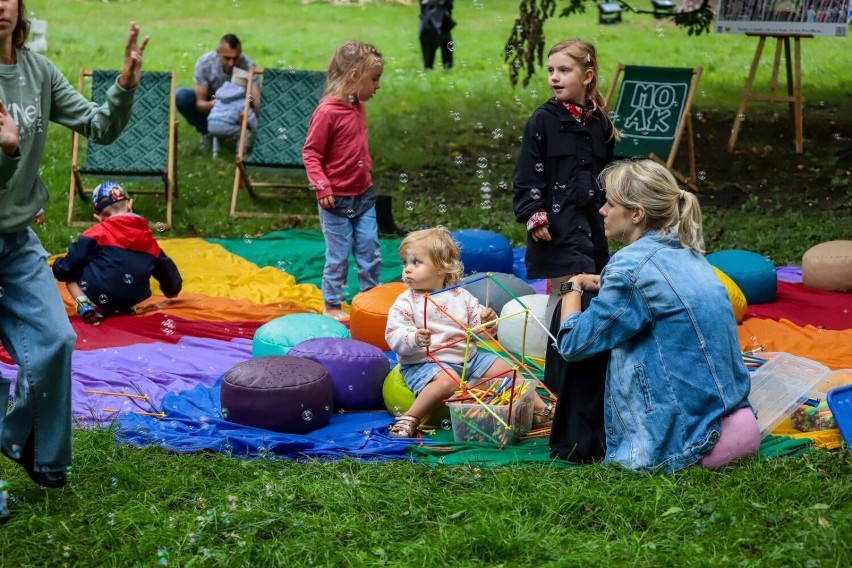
[{"xmin": 1, "ymin": 0, "xmax": 850, "ymax": 564}]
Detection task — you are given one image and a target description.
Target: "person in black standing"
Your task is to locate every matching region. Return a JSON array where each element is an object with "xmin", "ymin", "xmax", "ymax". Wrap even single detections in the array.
[{"xmin": 419, "ymin": 0, "xmax": 455, "ymax": 70}]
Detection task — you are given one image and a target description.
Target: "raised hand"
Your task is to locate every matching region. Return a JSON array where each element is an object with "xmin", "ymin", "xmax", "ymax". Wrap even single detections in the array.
[
  {"xmin": 0, "ymin": 99, "xmax": 19, "ymax": 156},
  {"xmin": 118, "ymin": 22, "xmax": 150, "ymax": 90}
]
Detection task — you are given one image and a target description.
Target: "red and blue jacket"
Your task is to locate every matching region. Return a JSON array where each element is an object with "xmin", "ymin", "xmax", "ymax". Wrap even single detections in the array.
[{"xmin": 52, "ymin": 213, "xmax": 182, "ymax": 312}]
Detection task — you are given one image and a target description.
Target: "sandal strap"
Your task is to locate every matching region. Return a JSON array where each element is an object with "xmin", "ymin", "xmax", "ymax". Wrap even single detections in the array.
[{"xmin": 389, "ymin": 415, "xmax": 420, "ymax": 437}]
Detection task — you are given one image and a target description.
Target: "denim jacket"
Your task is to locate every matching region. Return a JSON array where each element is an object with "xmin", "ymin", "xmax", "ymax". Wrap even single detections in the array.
[{"xmin": 556, "ymin": 231, "xmax": 752, "ymax": 472}]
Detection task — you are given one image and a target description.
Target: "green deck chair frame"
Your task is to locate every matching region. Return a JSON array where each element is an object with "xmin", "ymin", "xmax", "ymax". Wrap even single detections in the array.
[
  {"xmin": 605, "ymin": 64, "xmax": 702, "ymax": 189},
  {"xmin": 231, "ymin": 68, "xmax": 325, "ymax": 218},
  {"xmin": 68, "ymin": 69, "xmax": 178, "ymax": 228}
]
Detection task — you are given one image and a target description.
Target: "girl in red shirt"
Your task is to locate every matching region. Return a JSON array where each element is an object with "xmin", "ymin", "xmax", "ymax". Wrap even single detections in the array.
[{"xmin": 303, "ymin": 40, "xmax": 384, "ymax": 322}]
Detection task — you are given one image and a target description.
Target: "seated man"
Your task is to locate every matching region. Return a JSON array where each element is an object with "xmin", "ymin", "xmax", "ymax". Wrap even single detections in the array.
[{"xmin": 175, "ymin": 33, "xmax": 260, "ymax": 140}]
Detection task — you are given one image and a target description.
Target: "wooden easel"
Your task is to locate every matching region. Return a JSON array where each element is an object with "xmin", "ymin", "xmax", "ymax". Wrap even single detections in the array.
[{"xmin": 727, "ymin": 33, "xmax": 811, "ymax": 154}]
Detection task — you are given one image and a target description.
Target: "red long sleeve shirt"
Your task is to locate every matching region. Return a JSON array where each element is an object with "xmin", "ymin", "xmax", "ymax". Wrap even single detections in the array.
[{"xmin": 302, "ymin": 97, "xmax": 373, "ymax": 200}]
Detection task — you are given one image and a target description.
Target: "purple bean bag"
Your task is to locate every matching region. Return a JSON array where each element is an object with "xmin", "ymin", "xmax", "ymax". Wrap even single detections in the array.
[
  {"xmin": 289, "ymin": 338, "xmax": 389, "ymax": 410},
  {"xmin": 220, "ymin": 355, "xmax": 333, "ymax": 434}
]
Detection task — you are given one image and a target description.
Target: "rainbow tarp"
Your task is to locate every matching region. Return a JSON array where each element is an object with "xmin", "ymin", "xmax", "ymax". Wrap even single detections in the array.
[{"xmin": 1, "ymin": 231, "xmax": 849, "ymax": 464}]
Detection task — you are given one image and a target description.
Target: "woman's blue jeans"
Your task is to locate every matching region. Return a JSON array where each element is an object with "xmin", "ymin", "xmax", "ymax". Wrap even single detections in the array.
[{"xmin": 0, "ymin": 229, "xmax": 76, "ymax": 473}]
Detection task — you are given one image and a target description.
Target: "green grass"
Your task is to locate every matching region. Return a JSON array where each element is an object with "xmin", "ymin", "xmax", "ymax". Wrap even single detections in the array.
[
  {"xmin": 2, "ymin": 1, "xmax": 850, "ymax": 563},
  {"xmin": 29, "ymin": 0, "xmax": 851, "ymax": 264},
  {"xmin": 1, "ymin": 428, "xmax": 850, "ymax": 566}
]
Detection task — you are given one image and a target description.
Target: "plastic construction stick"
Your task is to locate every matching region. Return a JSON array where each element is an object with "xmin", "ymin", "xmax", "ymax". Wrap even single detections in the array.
[
  {"xmin": 465, "ymin": 388, "xmax": 511, "ymax": 428},
  {"xmin": 85, "ymin": 389, "xmax": 148, "ymax": 400},
  {"xmin": 453, "ymin": 413, "xmax": 504, "ymax": 446}
]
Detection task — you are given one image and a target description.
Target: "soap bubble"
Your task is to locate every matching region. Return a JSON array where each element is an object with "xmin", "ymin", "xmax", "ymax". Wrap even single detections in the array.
[
  {"xmin": 123, "ymin": 274, "xmax": 133, "ymax": 285},
  {"xmin": 534, "ymin": 163, "xmax": 544, "ymax": 173},
  {"xmin": 399, "ymin": 173, "xmax": 409, "ymax": 184},
  {"xmin": 302, "ymin": 410, "xmax": 313, "ymax": 421}
]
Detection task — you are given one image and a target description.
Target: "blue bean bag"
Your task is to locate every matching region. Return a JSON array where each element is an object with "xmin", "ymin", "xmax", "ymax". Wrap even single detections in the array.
[
  {"xmin": 452, "ymin": 229, "xmax": 514, "ymax": 275},
  {"xmin": 290, "ymin": 337, "xmax": 389, "ymax": 410},
  {"xmin": 252, "ymin": 313, "xmax": 350, "ymax": 358},
  {"xmin": 706, "ymin": 249, "xmax": 777, "ymax": 305}
]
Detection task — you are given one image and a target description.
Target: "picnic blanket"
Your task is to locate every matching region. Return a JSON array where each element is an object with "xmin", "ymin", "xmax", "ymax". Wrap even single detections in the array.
[{"xmin": 1, "ymin": 230, "xmax": 847, "ymax": 462}]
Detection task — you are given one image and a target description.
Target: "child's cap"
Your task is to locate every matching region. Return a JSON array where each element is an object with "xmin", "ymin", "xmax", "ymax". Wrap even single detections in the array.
[
  {"xmin": 231, "ymin": 67, "xmax": 250, "ymax": 88},
  {"xmin": 92, "ymin": 181, "xmax": 129, "ymax": 213}
]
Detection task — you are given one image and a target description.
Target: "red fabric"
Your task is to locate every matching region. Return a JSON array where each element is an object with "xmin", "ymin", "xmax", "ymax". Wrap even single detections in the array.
[
  {"xmin": 82, "ymin": 214, "xmax": 162, "ymax": 256},
  {"xmin": 302, "ymin": 97, "xmax": 373, "ymax": 200},
  {"xmin": 745, "ymin": 281, "xmax": 852, "ymax": 331},
  {"xmin": 0, "ymin": 314, "xmax": 263, "ymax": 364}
]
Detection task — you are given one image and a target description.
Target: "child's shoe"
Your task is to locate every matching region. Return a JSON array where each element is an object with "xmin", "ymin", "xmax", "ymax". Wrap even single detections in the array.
[{"xmin": 75, "ymin": 298, "xmax": 104, "ymax": 325}]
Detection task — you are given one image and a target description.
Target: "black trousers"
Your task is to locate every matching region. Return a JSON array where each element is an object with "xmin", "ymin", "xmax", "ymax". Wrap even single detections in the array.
[
  {"xmin": 544, "ymin": 294, "xmax": 608, "ymax": 463},
  {"xmin": 419, "ymin": 27, "xmax": 453, "ymax": 69}
]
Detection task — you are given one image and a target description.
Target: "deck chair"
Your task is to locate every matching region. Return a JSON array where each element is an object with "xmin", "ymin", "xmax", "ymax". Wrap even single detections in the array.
[
  {"xmin": 230, "ymin": 68, "xmax": 325, "ymax": 218},
  {"xmin": 68, "ymin": 70, "xmax": 178, "ymax": 228},
  {"xmin": 605, "ymin": 64, "xmax": 702, "ymax": 189}
]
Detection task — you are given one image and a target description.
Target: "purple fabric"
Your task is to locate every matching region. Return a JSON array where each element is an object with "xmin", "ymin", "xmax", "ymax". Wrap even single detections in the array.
[
  {"xmin": 2, "ymin": 337, "xmax": 252, "ymax": 428},
  {"xmin": 777, "ymin": 265, "xmax": 803, "ymax": 284}
]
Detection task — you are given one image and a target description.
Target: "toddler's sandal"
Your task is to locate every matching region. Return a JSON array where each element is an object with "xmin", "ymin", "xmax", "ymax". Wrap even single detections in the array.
[
  {"xmin": 533, "ymin": 403, "xmax": 555, "ymax": 428},
  {"xmin": 388, "ymin": 415, "xmax": 420, "ymax": 438}
]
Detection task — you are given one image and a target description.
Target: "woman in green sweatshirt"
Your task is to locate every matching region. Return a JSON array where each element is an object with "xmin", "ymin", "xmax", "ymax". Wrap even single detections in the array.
[{"xmin": 0, "ymin": 0, "xmax": 148, "ymax": 493}]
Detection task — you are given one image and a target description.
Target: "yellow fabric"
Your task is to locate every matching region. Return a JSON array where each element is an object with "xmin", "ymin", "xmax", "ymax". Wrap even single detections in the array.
[
  {"xmin": 771, "ymin": 417, "xmax": 841, "ymax": 450},
  {"xmin": 713, "ymin": 266, "xmax": 747, "ymax": 323},
  {"xmin": 156, "ymin": 239, "xmax": 322, "ymax": 311},
  {"xmin": 49, "ymin": 238, "xmax": 323, "ymax": 318}
]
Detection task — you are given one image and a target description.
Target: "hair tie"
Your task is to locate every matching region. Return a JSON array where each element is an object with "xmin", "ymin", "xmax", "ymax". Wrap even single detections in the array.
[{"xmin": 680, "ymin": 189, "xmax": 686, "ymax": 201}]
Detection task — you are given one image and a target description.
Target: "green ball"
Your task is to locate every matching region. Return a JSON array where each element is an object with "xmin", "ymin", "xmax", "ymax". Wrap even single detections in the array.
[{"xmin": 382, "ymin": 364, "xmax": 451, "ymax": 426}]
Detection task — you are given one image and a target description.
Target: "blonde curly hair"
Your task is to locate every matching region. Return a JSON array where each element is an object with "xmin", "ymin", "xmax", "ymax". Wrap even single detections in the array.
[{"xmin": 398, "ymin": 226, "xmax": 463, "ymax": 287}]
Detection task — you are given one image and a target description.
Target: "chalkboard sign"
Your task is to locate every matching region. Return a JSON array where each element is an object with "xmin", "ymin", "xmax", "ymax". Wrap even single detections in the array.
[{"xmin": 609, "ymin": 65, "xmax": 697, "ymax": 161}]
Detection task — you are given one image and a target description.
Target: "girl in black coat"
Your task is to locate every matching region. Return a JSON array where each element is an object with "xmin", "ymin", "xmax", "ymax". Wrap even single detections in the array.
[{"xmin": 512, "ymin": 38, "xmax": 618, "ymax": 462}]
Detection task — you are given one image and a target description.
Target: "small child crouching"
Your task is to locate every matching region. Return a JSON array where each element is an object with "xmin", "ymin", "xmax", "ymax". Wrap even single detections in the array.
[{"xmin": 52, "ymin": 182, "xmax": 183, "ymax": 324}]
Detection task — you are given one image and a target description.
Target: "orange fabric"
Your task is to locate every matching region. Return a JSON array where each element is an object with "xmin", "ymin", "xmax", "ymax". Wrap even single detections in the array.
[{"xmin": 738, "ymin": 317, "xmax": 852, "ymax": 371}]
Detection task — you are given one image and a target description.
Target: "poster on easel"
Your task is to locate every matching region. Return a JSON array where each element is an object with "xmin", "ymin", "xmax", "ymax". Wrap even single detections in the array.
[{"xmin": 716, "ymin": 0, "xmax": 852, "ymax": 36}]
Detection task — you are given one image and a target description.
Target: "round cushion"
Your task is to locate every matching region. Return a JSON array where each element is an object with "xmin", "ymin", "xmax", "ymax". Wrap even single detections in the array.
[
  {"xmin": 350, "ymin": 282, "xmax": 408, "ymax": 351},
  {"xmin": 498, "ymin": 294, "xmax": 552, "ymax": 360},
  {"xmin": 712, "ymin": 267, "xmax": 748, "ymax": 323},
  {"xmin": 802, "ymin": 240, "xmax": 852, "ymax": 292},
  {"xmin": 451, "ymin": 229, "xmax": 514, "ymax": 275},
  {"xmin": 252, "ymin": 313, "xmax": 349, "ymax": 358},
  {"xmin": 706, "ymin": 250, "xmax": 777, "ymax": 305},
  {"xmin": 289, "ymin": 337, "xmax": 389, "ymax": 410},
  {"xmin": 460, "ymin": 272, "xmax": 535, "ymax": 314},
  {"xmin": 381, "ymin": 364, "xmax": 451, "ymax": 426},
  {"xmin": 220, "ymin": 355, "xmax": 333, "ymax": 434}
]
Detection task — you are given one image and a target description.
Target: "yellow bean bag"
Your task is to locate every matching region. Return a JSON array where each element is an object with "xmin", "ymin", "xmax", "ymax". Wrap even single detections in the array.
[{"xmin": 713, "ymin": 266, "xmax": 748, "ymax": 323}]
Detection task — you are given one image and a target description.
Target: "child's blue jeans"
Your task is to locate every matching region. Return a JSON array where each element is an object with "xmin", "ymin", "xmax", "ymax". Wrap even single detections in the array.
[
  {"xmin": 0, "ymin": 229, "xmax": 76, "ymax": 473},
  {"xmin": 318, "ymin": 190, "xmax": 381, "ymax": 307}
]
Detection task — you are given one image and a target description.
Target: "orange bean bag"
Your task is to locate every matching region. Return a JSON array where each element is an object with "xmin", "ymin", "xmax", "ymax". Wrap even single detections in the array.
[{"xmin": 350, "ymin": 282, "xmax": 407, "ymax": 351}]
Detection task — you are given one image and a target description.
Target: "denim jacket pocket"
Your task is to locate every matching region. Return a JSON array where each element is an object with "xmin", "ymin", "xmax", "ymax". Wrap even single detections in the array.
[{"xmin": 632, "ymin": 363, "xmax": 655, "ymax": 414}]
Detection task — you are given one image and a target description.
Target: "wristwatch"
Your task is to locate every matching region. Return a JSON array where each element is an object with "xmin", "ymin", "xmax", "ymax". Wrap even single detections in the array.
[{"xmin": 559, "ymin": 280, "xmax": 584, "ymax": 296}]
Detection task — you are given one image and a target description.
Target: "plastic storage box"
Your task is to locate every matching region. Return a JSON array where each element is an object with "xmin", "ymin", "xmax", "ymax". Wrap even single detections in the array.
[
  {"xmin": 446, "ymin": 378, "xmax": 535, "ymax": 446},
  {"xmin": 749, "ymin": 353, "xmax": 831, "ymax": 436}
]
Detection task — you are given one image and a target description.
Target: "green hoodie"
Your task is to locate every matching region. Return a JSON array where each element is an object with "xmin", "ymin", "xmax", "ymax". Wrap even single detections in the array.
[{"xmin": 0, "ymin": 49, "xmax": 136, "ymax": 233}]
